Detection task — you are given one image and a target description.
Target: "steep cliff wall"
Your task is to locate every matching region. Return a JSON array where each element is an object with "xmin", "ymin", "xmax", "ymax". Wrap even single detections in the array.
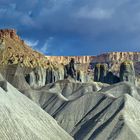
[
  {"xmin": 92, "ymin": 52, "xmax": 140, "ymax": 63},
  {"xmin": 46, "ymin": 56, "xmax": 94, "ymax": 64},
  {"xmin": 91, "ymin": 52, "xmax": 140, "ymax": 74},
  {"xmin": 46, "ymin": 52, "xmax": 140, "ymax": 65}
]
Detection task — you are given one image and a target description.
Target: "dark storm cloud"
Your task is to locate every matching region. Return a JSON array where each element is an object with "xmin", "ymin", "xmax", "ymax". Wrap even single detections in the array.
[{"xmin": 0, "ymin": 0, "xmax": 140, "ymax": 55}]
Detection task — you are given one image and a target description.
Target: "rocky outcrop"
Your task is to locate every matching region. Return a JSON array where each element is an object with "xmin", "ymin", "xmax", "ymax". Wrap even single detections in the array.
[
  {"xmin": 0, "ymin": 64, "xmax": 31, "ymax": 91},
  {"xmin": 64, "ymin": 58, "xmax": 76, "ymax": 79},
  {"xmin": 45, "ymin": 65, "xmax": 65, "ymax": 84},
  {"xmin": 0, "ymin": 29, "xmax": 48, "ymax": 68},
  {"xmin": 46, "ymin": 56, "xmax": 94, "ymax": 64},
  {"xmin": 0, "ymin": 61, "xmax": 89, "ymax": 90},
  {"xmin": 120, "ymin": 61, "xmax": 136, "ymax": 84},
  {"xmin": 2, "ymin": 28, "xmax": 140, "ymax": 140},
  {"xmin": 94, "ymin": 64, "xmax": 101, "ymax": 82},
  {"xmin": 46, "ymin": 52, "xmax": 140, "ymax": 72},
  {"xmin": 25, "ymin": 63, "xmax": 65, "ymax": 88},
  {"xmin": 46, "ymin": 52, "xmax": 140, "ymax": 83},
  {"xmin": 94, "ymin": 61, "xmax": 137, "ymax": 85},
  {"xmin": 91, "ymin": 52, "xmax": 140, "ymax": 76},
  {"xmin": 99, "ymin": 64, "xmax": 108, "ymax": 82},
  {"xmin": 94, "ymin": 63, "xmax": 120, "ymax": 84},
  {"xmin": 1, "ymin": 72, "xmax": 140, "ymax": 140},
  {"xmin": 94, "ymin": 63, "xmax": 108, "ymax": 82},
  {"xmin": 92, "ymin": 52, "xmax": 140, "ymax": 63},
  {"xmin": 25, "ymin": 67, "xmax": 46, "ymax": 88}
]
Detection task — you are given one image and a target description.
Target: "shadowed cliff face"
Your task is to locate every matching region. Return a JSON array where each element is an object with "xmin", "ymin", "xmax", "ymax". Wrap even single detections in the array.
[{"xmin": 93, "ymin": 61, "xmax": 136, "ymax": 85}]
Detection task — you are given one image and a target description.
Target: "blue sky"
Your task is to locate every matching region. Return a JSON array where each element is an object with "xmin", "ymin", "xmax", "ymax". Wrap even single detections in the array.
[{"xmin": 0, "ymin": 0, "xmax": 140, "ymax": 56}]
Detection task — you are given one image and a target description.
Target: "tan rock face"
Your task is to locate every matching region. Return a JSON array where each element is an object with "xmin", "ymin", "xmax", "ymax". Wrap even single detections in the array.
[
  {"xmin": 0, "ymin": 29, "xmax": 48, "ymax": 68},
  {"xmin": 91, "ymin": 52, "xmax": 140, "ymax": 74},
  {"xmin": 46, "ymin": 56, "xmax": 95, "ymax": 73},
  {"xmin": 46, "ymin": 52, "xmax": 140, "ymax": 65},
  {"xmin": 92, "ymin": 52, "xmax": 140, "ymax": 63},
  {"xmin": 46, "ymin": 52, "xmax": 140, "ymax": 73},
  {"xmin": 46, "ymin": 56, "xmax": 94, "ymax": 64}
]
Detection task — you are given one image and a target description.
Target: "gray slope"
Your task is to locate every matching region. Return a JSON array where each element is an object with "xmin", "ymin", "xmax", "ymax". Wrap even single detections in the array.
[
  {"xmin": 100, "ymin": 82, "xmax": 140, "ymax": 100},
  {"xmin": 0, "ymin": 82, "xmax": 73, "ymax": 140},
  {"xmin": 36, "ymin": 81, "xmax": 140, "ymax": 140},
  {"xmin": 73, "ymin": 94, "xmax": 140, "ymax": 140}
]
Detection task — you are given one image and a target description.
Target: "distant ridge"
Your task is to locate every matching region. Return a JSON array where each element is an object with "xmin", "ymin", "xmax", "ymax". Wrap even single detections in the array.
[{"xmin": 46, "ymin": 52, "xmax": 140, "ymax": 64}]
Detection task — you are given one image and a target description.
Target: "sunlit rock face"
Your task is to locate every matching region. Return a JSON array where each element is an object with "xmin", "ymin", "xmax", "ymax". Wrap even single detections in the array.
[
  {"xmin": 91, "ymin": 52, "xmax": 140, "ymax": 74},
  {"xmin": 46, "ymin": 52, "xmax": 140, "ymax": 68},
  {"xmin": 0, "ymin": 29, "xmax": 49, "ymax": 68},
  {"xmin": 92, "ymin": 52, "xmax": 140, "ymax": 63},
  {"xmin": 46, "ymin": 56, "xmax": 94, "ymax": 64},
  {"xmin": 120, "ymin": 61, "xmax": 136, "ymax": 84}
]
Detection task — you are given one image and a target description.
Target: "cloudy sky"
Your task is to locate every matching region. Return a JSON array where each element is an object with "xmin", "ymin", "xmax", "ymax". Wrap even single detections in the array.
[{"xmin": 0, "ymin": 0, "xmax": 140, "ymax": 55}]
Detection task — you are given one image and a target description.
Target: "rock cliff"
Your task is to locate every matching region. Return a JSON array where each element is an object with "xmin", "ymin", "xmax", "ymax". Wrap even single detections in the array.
[
  {"xmin": 91, "ymin": 52, "xmax": 140, "ymax": 73},
  {"xmin": 0, "ymin": 29, "xmax": 48, "ymax": 68},
  {"xmin": 120, "ymin": 60, "xmax": 136, "ymax": 84},
  {"xmin": 46, "ymin": 52, "xmax": 140, "ymax": 65},
  {"xmin": 46, "ymin": 56, "xmax": 94, "ymax": 64},
  {"xmin": 92, "ymin": 52, "xmax": 140, "ymax": 63},
  {"xmin": 46, "ymin": 52, "xmax": 140, "ymax": 79}
]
